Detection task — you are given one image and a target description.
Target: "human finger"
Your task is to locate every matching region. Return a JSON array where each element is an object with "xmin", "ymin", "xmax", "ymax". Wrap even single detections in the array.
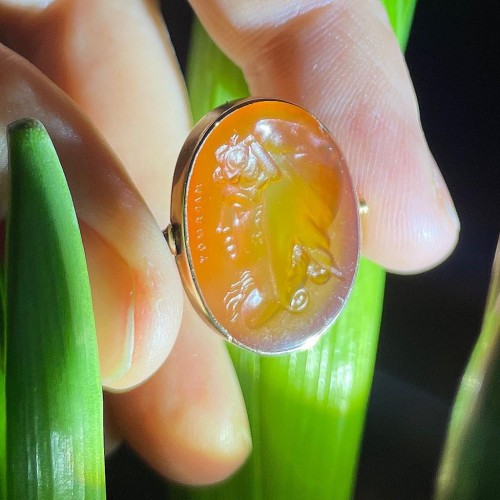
[
  {"xmin": 0, "ymin": 44, "xmax": 183, "ymax": 390},
  {"xmin": 188, "ymin": 0, "xmax": 460, "ymax": 273},
  {"xmin": 0, "ymin": 0, "xmax": 190, "ymax": 228},
  {"xmin": 107, "ymin": 307, "xmax": 251, "ymax": 485},
  {"xmin": 0, "ymin": 0, "xmax": 252, "ymax": 481}
]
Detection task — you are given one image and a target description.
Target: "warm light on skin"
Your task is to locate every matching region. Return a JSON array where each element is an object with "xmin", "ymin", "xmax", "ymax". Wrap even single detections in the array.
[
  {"xmin": 190, "ymin": 0, "xmax": 460, "ymax": 273},
  {"xmin": 0, "ymin": 46, "xmax": 183, "ymax": 391},
  {"xmin": 0, "ymin": 0, "xmax": 251, "ymax": 484},
  {"xmin": 0, "ymin": 0, "xmax": 460, "ymax": 487},
  {"xmin": 184, "ymin": 100, "xmax": 359, "ymax": 353},
  {"xmin": 107, "ymin": 309, "xmax": 251, "ymax": 485}
]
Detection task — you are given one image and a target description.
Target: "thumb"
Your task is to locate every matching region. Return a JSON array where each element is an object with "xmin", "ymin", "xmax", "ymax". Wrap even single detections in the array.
[{"xmin": 189, "ymin": 0, "xmax": 460, "ymax": 273}]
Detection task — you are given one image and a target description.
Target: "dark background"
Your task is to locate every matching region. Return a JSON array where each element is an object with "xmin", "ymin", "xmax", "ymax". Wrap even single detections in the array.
[{"xmin": 106, "ymin": 1, "xmax": 499, "ymax": 498}]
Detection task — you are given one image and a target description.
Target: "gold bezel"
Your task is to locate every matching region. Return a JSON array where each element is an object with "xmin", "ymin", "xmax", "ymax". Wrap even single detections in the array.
[{"xmin": 166, "ymin": 97, "xmax": 360, "ymax": 355}]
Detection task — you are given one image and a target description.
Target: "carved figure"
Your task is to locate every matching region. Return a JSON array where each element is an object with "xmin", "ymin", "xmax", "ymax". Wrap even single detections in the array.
[{"xmin": 214, "ymin": 119, "xmax": 343, "ymax": 328}]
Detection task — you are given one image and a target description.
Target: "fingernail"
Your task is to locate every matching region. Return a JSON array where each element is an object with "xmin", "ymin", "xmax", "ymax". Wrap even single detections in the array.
[{"xmin": 79, "ymin": 222, "xmax": 136, "ymax": 385}]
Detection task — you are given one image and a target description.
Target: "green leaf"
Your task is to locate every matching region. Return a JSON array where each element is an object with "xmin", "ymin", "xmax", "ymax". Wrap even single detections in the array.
[
  {"xmin": 5, "ymin": 119, "xmax": 105, "ymax": 498},
  {"xmin": 380, "ymin": 0, "xmax": 417, "ymax": 49},
  {"xmin": 186, "ymin": 22, "xmax": 248, "ymax": 124},
  {"xmin": 172, "ymin": 259, "xmax": 385, "ymax": 500},
  {"xmin": 173, "ymin": 2, "xmax": 416, "ymax": 497},
  {"xmin": 435, "ymin": 238, "xmax": 500, "ymax": 500}
]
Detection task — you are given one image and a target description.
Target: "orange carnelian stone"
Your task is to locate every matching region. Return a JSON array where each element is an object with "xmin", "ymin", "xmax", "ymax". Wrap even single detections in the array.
[{"xmin": 186, "ymin": 100, "xmax": 358, "ymax": 353}]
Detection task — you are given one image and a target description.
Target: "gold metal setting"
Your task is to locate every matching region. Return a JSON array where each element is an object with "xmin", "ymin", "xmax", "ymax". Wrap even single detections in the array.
[{"xmin": 168, "ymin": 98, "xmax": 360, "ymax": 354}]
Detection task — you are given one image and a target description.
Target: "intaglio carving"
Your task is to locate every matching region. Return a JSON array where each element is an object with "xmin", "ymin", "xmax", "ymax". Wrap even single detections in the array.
[
  {"xmin": 214, "ymin": 119, "xmax": 343, "ymax": 328},
  {"xmin": 175, "ymin": 99, "xmax": 358, "ymax": 353}
]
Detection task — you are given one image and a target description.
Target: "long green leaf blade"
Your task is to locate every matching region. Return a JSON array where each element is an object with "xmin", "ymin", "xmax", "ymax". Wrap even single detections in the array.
[
  {"xmin": 435, "ymin": 238, "xmax": 500, "ymax": 500},
  {"xmin": 380, "ymin": 0, "xmax": 417, "ymax": 49},
  {"xmin": 187, "ymin": 20, "xmax": 248, "ymax": 123},
  {"xmin": 175, "ymin": 2, "xmax": 416, "ymax": 497},
  {"xmin": 5, "ymin": 119, "xmax": 105, "ymax": 498},
  {"xmin": 173, "ymin": 259, "xmax": 385, "ymax": 500}
]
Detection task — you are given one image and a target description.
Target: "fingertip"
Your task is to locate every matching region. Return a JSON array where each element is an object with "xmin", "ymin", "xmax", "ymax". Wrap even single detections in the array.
[
  {"xmin": 189, "ymin": 0, "xmax": 460, "ymax": 274},
  {"xmin": 362, "ymin": 205, "xmax": 460, "ymax": 274},
  {"xmin": 0, "ymin": 44, "xmax": 185, "ymax": 391},
  {"xmin": 108, "ymin": 306, "xmax": 251, "ymax": 485},
  {"xmin": 360, "ymin": 146, "xmax": 460, "ymax": 274},
  {"xmin": 77, "ymin": 209, "xmax": 184, "ymax": 392},
  {"xmin": 162, "ymin": 396, "xmax": 252, "ymax": 486}
]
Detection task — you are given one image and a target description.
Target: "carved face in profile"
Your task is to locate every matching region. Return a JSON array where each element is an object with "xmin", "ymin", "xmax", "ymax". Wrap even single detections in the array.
[
  {"xmin": 213, "ymin": 119, "xmax": 343, "ymax": 329},
  {"xmin": 183, "ymin": 100, "xmax": 358, "ymax": 352}
]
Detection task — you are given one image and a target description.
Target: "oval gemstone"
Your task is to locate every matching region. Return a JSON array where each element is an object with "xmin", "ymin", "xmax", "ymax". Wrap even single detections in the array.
[{"xmin": 179, "ymin": 99, "xmax": 359, "ymax": 353}]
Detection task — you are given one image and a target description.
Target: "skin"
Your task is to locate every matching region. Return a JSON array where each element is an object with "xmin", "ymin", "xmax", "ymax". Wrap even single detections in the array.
[{"xmin": 0, "ymin": 0, "xmax": 459, "ymax": 486}]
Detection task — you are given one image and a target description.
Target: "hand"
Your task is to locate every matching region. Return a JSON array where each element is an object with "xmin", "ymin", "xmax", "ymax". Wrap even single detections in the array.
[{"xmin": 0, "ymin": 0, "xmax": 459, "ymax": 486}]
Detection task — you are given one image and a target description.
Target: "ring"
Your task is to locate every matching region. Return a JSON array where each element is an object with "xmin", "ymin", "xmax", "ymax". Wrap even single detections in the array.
[{"xmin": 166, "ymin": 98, "xmax": 359, "ymax": 354}]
